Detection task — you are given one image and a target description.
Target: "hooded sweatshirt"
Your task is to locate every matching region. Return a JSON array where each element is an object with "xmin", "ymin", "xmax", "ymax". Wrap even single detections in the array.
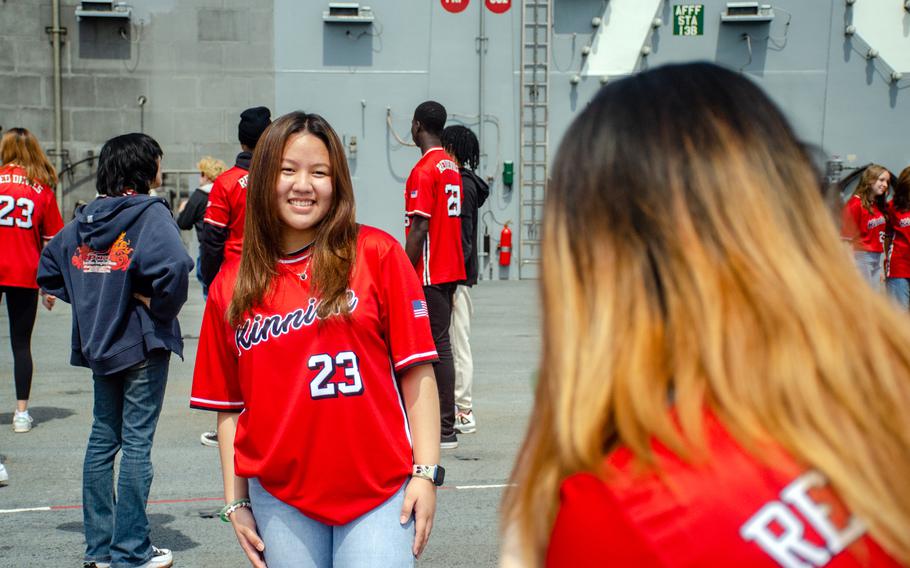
[
  {"xmin": 37, "ymin": 195, "xmax": 193, "ymax": 376},
  {"xmin": 459, "ymin": 168, "xmax": 490, "ymax": 286}
]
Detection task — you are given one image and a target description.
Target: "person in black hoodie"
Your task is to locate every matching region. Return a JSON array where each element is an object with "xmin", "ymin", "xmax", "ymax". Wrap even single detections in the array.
[
  {"xmin": 37, "ymin": 133, "xmax": 192, "ymax": 568},
  {"xmin": 441, "ymin": 125, "xmax": 490, "ymax": 435}
]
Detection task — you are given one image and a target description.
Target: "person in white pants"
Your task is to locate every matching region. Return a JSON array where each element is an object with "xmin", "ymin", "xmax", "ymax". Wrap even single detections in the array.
[{"xmin": 443, "ymin": 126, "xmax": 490, "ymax": 434}]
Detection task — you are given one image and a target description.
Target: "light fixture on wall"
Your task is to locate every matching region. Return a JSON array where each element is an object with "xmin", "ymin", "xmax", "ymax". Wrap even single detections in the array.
[
  {"xmin": 570, "ymin": 74, "xmax": 581, "ymax": 85},
  {"xmin": 652, "ymin": 17, "xmax": 663, "ymax": 28},
  {"xmin": 591, "ymin": 16, "xmax": 602, "ymax": 27},
  {"xmin": 641, "ymin": 45, "xmax": 652, "ymax": 56},
  {"xmin": 844, "ymin": 24, "xmax": 856, "ymax": 35},
  {"xmin": 600, "ymin": 76, "xmax": 609, "ymax": 85},
  {"xmin": 581, "ymin": 45, "xmax": 591, "ymax": 57},
  {"xmin": 892, "ymin": 71, "xmax": 903, "ymax": 82},
  {"xmin": 866, "ymin": 48, "xmax": 878, "ymax": 59},
  {"xmin": 845, "ymin": 0, "xmax": 856, "ymax": 5}
]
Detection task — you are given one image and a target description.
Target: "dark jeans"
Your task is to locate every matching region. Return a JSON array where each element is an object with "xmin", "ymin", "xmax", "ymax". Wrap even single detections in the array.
[
  {"xmin": 0, "ymin": 286, "xmax": 38, "ymax": 400},
  {"xmin": 83, "ymin": 351, "xmax": 170, "ymax": 568},
  {"xmin": 424, "ymin": 283, "xmax": 457, "ymax": 438}
]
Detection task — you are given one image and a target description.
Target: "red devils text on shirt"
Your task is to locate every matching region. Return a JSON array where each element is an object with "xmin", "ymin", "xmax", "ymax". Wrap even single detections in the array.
[
  {"xmin": 203, "ymin": 165, "xmax": 249, "ymax": 263},
  {"xmin": 547, "ymin": 414, "xmax": 900, "ymax": 567},
  {"xmin": 404, "ymin": 147, "xmax": 466, "ymax": 286},
  {"xmin": 190, "ymin": 225, "xmax": 438, "ymax": 525},
  {"xmin": 841, "ymin": 195, "xmax": 885, "ymax": 253},
  {"xmin": 0, "ymin": 164, "xmax": 64, "ymax": 288},
  {"xmin": 885, "ymin": 202, "xmax": 910, "ymax": 279}
]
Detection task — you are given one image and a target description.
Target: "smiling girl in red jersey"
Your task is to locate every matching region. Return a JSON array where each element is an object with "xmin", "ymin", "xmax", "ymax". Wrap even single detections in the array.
[
  {"xmin": 842, "ymin": 165, "xmax": 890, "ymax": 287},
  {"xmin": 885, "ymin": 167, "xmax": 910, "ymax": 309},
  {"xmin": 0, "ymin": 128, "xmax": 64, "ymax": 434},
  {"xmin": 501, "ymin": 63, "xmax": 910, "ymax": 568},
  {"xmin": 191, "ymin": 112, "xmax": 442, "ymax": 567}
]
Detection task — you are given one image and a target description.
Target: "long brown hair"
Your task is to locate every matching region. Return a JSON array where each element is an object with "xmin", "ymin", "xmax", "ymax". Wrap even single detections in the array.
[
  {"xmin": 227, "ymin": 112, "xmax": 357, "ymax": 325},
  {"xmin": 0, "ymin": 127, "xmax": 57, "ymax": 187},
  {"xmin": 502, "ymin": 63, "xmax": 910, "ymax": 565},
  {"xmin": 892, "ymin": 166, "xmax": 910, "ymax": 213},
  {"xmin": 853, "ymin": 164, "xmax": 889, "ymax": 214}
]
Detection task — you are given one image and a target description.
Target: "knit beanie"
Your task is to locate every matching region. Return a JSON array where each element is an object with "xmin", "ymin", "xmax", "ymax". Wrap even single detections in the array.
[{"xmin": 238, "ymin": 106, "xmax": 271, "ymax": 149}]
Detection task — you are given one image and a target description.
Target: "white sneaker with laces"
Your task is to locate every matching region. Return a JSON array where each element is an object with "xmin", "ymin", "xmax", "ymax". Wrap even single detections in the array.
[
  {"xmin": 13, "ymin": 410, "xmax": 33, "ymax": 433},
  {"xmin": 140, "ymin": 545, "xmax": 173, "ymax": 568},
  {"xmin": 455, "ymin": 409, "xmax": 476, "ymax": 434},
  {"xmin": 0, "ymin": 463, "xmax": 8, "ymax": 485},
  {"xmin": 200, "ymin": 430, "xmax": 218, "ymax": 447}
]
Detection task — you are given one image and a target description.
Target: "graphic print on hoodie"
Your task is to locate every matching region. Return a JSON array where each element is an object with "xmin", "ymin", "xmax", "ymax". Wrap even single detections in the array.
[{"xmin": 37, "ymin": 195, "xmax": 193, "ymax": 376}]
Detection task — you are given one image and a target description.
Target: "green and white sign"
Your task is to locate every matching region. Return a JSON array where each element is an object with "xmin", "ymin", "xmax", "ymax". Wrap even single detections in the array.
[{"xmin": 673, "ymin": 4, "xmax": 704, "ymax": 36}]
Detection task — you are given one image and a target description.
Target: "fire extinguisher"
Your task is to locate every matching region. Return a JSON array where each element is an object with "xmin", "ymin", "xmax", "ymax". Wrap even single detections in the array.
[{"xmin": 498, "ymin": 223, "xmax": 512, "ymax": 266}]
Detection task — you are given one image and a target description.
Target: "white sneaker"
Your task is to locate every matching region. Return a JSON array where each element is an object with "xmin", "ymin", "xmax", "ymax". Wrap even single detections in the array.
[
  {"xmin": 13, "ymin": 410, "xmax": 33, "ymax": 433},
  {"xmin": 200, "ymin": 430, "xmax": 218, "ymax": 447},
  {"xmin": 144, "ymin": 545, "xmax": 173, "ymax": 568},
  {"xmin": 0, "ymin": 463, "xmax": 8, "ymax": 485},
  {"xmin": 455, "ymin": 409, "xmax": 476, "ymax": 434}
]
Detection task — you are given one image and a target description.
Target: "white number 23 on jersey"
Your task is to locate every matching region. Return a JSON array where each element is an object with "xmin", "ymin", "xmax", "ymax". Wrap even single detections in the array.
[
  {"xmin": 0, "ymin": 195, "xmax": 35, "ymax": 229},
  {"xmin": 307, "ymin": 351, "xmax": 364, "ymax": 399},
  {"xmin": 445, "ymin": 184, "xmax": 461, "ymax": 217}
]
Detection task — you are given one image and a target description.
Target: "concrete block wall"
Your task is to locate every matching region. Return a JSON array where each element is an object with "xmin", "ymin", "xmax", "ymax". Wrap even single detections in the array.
[{"xmin": 0, "ymin": 0, "xmax": 275, "ymax": 216}]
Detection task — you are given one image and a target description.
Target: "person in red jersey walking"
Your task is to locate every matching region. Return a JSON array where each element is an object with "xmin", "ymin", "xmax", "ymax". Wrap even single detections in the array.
[
  {"xmin": 501, "ymin": 63, "xmax": 910, "ymax": 567},
  {"xmin": 884, "ymin": 167, "xmax": 910, "ymax": 309},
  {"xmin": 841, "ymin": 164, "xmax": 890, "ymax": 288},
  {"xmin": 405, "ymin": 101, "xmax": 466, "ymax": 449},
  {"xmin": 198, "ymin": 106, "xmax": 271, "ymax": 448},
  {"xmin": 191, "ymin": 112, "xmax": 442, "ymax": 567},
  {"xmin": 0, "ymin": 127, "xmax": 64, "ymax": 434}
]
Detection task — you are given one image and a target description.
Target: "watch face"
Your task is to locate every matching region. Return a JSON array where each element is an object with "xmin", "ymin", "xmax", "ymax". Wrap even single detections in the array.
[{"xmin": 435, "ymin": 465, "xmax": 445, "ymax": 486}]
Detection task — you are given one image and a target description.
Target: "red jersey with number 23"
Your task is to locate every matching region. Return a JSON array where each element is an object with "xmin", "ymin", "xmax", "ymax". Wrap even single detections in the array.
[
  {"xmin": 547, "ymin": 413, "xmax": 900, "ymax": 567},
  {"xmin": 841, "ymin": 195, "xmax": 885, "ymax": 253},
  {"xmin": 0, "ymin": 164, "xmax": 64, "ymax": 288},
  {"xmin": 190, "ymin": 226, "xmax": 438, "ymax": 525},
  {"xmin": 405, "ymin": 147, "xmax": 466, "ymax": 285},
  {"xmin": 203, "ymin": 165, "xmax": 249, "ymax": 263}
]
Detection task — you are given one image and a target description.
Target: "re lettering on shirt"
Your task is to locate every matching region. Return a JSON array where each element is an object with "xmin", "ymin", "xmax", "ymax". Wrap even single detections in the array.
[{"xmin": 740, "ymin": 471, "xmax": 866, "ymax": 568}]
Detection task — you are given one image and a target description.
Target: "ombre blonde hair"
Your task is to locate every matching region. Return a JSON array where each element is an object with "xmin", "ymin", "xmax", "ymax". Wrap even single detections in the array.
[
  {"xmin": 196, "ymin": 156, "xmax": 227, "ymax": 183},
  {"xmin": 1, "ymin": 127, "xmax": 57, "ymax": 187},
  {"xmin": 502, "ymin": 63, "xmax": 910, "ymax": 565}
]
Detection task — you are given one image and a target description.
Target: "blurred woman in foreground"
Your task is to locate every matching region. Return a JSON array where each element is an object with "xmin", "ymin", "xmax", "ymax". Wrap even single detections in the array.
[{"xmin": 502, "ymin": 63, "xmax": 910, "ymax": 566}]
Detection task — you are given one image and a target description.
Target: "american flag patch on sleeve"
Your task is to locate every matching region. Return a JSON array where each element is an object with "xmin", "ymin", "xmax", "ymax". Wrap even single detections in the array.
[{"xmin": 412, "ymin": 300, "xmax": 428, "ymax": 318}]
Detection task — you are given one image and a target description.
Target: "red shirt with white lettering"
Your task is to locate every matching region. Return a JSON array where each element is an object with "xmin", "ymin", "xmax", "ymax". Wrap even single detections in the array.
[
  {"xmin": 547, "ymin": 414, "xmax": 900, "ymax": 567},
  {"xmin": 0, "ymin": 164, "xmax": 64, "ymax": 288},
  {"xmin": 841, "ymin": 195, "xmax": 886, "ymax": 253},
  {"xmin": 885, "ymin": 202, "xmax": 910, "ymax": 279},
  {"xmin": 203, "ymin": 164, "xmax": 249, "ymax": 263},
  {"xmin": 190, "ymin": 225, "xmax": 438, "ymax": 525},
  {"xmin": 404, "ymin": 147, "xmax": 466, "ymax": 286}
]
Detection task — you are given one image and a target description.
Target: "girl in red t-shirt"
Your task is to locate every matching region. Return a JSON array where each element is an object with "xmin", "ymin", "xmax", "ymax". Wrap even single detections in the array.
[
  {"xmin": 885, "ymin": 167, "xmax": 910, "ymax": 308},
  {"xmin": 841, "ymin": 165, "xmax": 891, "ymax": 287},
  {"xmin": 501, "ymin": 63, "xmax": 910, "ymax": 567},
  {"xmin": 0, "ymin": 128, "xmax": 64, "ymax": 437}
]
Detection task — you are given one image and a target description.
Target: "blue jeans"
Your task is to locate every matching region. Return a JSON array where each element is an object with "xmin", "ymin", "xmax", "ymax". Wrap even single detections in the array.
[
  {"xmin": 195, "ymin": 255, "xmax": 208, "ymax": 301},
  {"xmin": 886, "ymin": 278, "xmax": 910, "ymax": 309},
  {"xmin": 83, "ymin": 351, "xmax": 170, "ymax": 568},
  {"xmin": 854, "ymin": 251, "xmax": 882, "ymax": 289},
  {"xmin": 249, "ymin": 478, "xmax": 414, "ymax": 568}
]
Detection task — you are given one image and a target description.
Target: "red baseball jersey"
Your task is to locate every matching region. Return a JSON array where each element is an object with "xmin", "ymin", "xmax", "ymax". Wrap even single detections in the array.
[
  {"xmin": 547, "ymin": 414, "xmax": 900, "ymax": 567},
  {"xmin": 203, "ymin": 165, "xmax": 249, "ymax": 263},
  {"xmin": 885, "ymin": 202, "xmax": 910, "ymax": 279},
  {"xmin": 190, "ymin": 225, "xmax": 438, "ymax": 525},
  {"xmin": 841, "ymin": 195, "xmax": 885, "ymax": 253},
  {"xmin": 0, "ymin": 164, "xmax": 64, "ymax": 288},
  {"xmin": 405, "ymin": 147, "xmax": 466, "ymax": 285}
]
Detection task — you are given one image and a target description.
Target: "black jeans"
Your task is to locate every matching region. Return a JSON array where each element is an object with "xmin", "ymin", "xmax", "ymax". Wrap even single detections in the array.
[{"xmin": 424, "ymin": 283, "xmax": 457, "ymax": 438}]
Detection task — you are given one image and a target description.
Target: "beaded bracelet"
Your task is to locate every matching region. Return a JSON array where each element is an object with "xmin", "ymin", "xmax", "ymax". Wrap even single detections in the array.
[{"xmin": 219, "ymin": 498, "xmax": 252, "ymax": 523}]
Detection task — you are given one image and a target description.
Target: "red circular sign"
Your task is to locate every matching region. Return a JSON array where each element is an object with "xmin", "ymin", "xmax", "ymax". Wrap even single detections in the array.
[
  {"xmin": 485, "ymin": 0, "xmax": 511, "ymax": 14},
  {"xmin": 441, "ymin": 0, "xmax": 469, "ymax": 14}
]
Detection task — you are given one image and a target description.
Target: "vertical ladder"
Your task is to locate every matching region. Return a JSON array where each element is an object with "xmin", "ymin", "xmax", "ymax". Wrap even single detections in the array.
[{"xmin": 519, "ymin": 0, "xmax": 550, "ymax": 278}]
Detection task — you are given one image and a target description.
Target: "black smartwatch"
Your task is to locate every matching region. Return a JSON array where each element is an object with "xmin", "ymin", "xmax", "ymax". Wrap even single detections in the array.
[{"xmin": 412, "ymin": 464, "xmax": 445, "ymax": 486}]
